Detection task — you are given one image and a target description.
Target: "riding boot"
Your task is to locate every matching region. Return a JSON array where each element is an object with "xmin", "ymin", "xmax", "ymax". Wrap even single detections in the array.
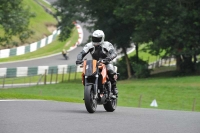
[
  {"xmin": 111, "ymin": 81, "xmax": 118, "ymax": 95},
  {"xmin": 107, "ymin": 69, "xmax": 118, "ymax": 95}
]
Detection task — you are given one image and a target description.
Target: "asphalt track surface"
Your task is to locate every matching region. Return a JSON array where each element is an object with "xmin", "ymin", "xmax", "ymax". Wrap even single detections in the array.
[
  {"xmin": 1, "ymin": 1, "xmax": 200, "ymax": 133},
  {"xmin": 0, "ymin": 46, "xmax": 91, "ymax": 68},
  {"xmin": 0, "ymin": 100, "xmax": 200, "ymax": 133}
]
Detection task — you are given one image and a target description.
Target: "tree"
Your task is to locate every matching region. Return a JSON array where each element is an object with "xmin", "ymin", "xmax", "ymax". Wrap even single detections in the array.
[
  {"xmin": 54, "ymin": 0, "xmax": 135, "ymax": 78},
  {"xmin": 114, "ymin": 0, "xmax": 200, "ymax": 72},
  {"xmin": 84, "ymin": 0, "xmax": 136, "ymax": 78},
  {"xmin": 0, "ymin": 0, "xmax": 34, "ymax": 48},
  {"xmin": 54, "ymin": 0, "xmax": 200, "ymax": 76}
]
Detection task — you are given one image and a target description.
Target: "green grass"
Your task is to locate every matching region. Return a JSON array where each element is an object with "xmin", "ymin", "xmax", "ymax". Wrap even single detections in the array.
[
  {"xmin": 0, "ymin": 27, "xmax": 78, "ymax": 62},
  {"xmin": 119, "ymin": 76, "xmax": 200, "ymax": 111},
  {"xmin": 0, "ymin": 75, "xmax": 200, "ymax": 112},
  {"xmin": 128, "ymin": 43, "xmax": 165, "ymax": 63},
  {"xmin": 23, "ymin": 0, "xmax": 57, "ymax": 42}
]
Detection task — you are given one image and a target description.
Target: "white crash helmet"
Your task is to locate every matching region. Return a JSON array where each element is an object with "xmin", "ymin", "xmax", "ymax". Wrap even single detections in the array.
[{"xmin": 92, "ymin": 30, "xmax": 105, "ymax": 46}]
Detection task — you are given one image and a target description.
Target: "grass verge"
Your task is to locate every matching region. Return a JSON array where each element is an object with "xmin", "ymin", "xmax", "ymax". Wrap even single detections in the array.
[{"xmin": 0, "ymin": 75, "xmax": 200, "ymax": 112}]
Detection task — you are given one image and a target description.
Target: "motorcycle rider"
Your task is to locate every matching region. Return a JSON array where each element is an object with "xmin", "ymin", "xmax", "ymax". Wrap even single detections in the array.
[
  {"xmin": 76, "ymin": 29, "xmax": 118, "ymax": 95},
  {"xmin": 62, "ymin": 49, "xmax": 69, "ymax": 59}
]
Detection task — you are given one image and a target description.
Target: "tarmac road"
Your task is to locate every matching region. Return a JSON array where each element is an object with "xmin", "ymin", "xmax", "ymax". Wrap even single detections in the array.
[
  {"xmin": 0, "ymin": 46, "xmax": 91, "ymax": 68},
  {"xmin": 0, "ymin": 100, "xmax": 200, "ymax": 133}
]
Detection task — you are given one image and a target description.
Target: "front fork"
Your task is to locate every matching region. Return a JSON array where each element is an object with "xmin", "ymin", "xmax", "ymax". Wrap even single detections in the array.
[
  {"xmin": 107, "ymin": 81, "xmax": 112, "ymax": 96},
  {"xmin": 94, "ymin": 74, "xmax": 99, "ymax": 99},
  {"xmin": 84, "ymin": 74, "xmax": 98, "ymax": 99}
]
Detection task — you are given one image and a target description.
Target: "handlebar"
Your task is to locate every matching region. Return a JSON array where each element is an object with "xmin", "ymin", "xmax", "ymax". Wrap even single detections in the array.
[
  {"xmin": 98, "ymin": 59, "xmax": 110, "ymax": 64},
  {"xmin": 77, "ymin": 59, "xmax": 109, "ymax": 67}
]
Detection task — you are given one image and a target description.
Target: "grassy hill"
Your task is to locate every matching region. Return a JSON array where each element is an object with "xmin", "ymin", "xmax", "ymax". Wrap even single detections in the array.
[
  {"xmin": 0, "ymin": 0, "xmax": 58, "ymax": 48},
  {"xmin": 24, "ymin": 0, "xmax": 58, "ymax": 42}
]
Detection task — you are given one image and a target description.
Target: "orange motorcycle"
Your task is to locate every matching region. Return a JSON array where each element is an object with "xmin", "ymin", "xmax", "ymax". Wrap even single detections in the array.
[{"xmin": 80, "ymin": 59, "xmax": 118, "ymax": 113}]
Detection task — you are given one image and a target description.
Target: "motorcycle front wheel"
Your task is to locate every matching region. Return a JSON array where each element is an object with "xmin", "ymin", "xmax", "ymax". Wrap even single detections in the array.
[
  {"xmin": 103, "ymin": 98, "xmax": 117, "ymax": 112},
  {"xmin": 84, "ymin": 85, "xmax": 97, "ymax": 113}
]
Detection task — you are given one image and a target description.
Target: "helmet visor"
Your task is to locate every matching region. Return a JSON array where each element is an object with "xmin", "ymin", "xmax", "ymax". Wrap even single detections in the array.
[{"xmin": 92, "ymin": 37, "xmax": 102, "ymax": 43}]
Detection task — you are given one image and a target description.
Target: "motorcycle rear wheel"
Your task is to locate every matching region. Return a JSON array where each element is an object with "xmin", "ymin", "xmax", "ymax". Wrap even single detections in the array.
[
  {"xmin": 84, "ymin": 85, "xmax": 97, "ymax": 113},
  {"xmin": 103, "ymin": 98, "xmax": 117, "ymax": 112}
]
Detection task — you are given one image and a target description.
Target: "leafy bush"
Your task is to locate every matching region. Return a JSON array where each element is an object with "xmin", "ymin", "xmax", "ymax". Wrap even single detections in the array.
[
  {"xmin": 130, "ymin": 56, "xmax": 151, "ymax": 78},
  {"xmin": 114, "ymin": 57, "xmax": 129, "ymax": 80},
  {"xmin": 115, "ymin": 55, "xmax": 151, "ymax": 80},
  {"xmin": 195, "ymin": 62, "xmax": 200, "ymax": 74}
]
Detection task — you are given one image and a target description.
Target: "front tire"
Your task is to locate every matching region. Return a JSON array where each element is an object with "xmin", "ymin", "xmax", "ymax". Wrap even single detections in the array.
[
  {"xmin": 84, "ymin": 85, "xmax": 97, "ymax": 113},
  {"xmin": 103, "ymin": 98, "xmax": 117, "ymax": 112}
]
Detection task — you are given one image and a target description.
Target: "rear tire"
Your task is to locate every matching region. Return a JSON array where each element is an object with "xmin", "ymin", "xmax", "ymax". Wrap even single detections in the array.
[
  {"xmin": 84, "ymin": 85, "xmax": 97, "ymax": 113},
  {"xmin": 103, "ymin": 98, "xmax": 117, "ymax": 112}
]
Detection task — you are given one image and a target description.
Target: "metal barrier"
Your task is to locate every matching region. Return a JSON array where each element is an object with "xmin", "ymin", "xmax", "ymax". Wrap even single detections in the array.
[{"xmin": 0, "ymin": 65, "xmax": 83, "ymax": 88}]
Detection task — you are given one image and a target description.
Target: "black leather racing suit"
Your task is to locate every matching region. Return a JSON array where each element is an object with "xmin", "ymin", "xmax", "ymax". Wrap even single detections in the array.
[{"xmin": 77, "ymin": 41, "xmax": 118, "ymax": 94}]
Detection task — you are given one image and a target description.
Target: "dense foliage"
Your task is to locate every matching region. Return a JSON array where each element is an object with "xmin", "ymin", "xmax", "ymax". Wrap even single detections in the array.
[
  {"xmin": 115, "ymin": 56, "xmax": 150, "ymax": 79},
  {"xmin": 115, "ymin": 0, "xmax": 200, "ymax": 73},
  {"xmin": 54, "ymin": 0, "xmax": 200, "ymax": 78},
  {"xmin": 0, "ymin": 0, "xmax": 35, "ymax": 48}
]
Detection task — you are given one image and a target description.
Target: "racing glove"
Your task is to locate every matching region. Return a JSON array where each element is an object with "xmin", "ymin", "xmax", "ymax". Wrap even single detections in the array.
[
  {"xmin": 76, "ymin": 60, "xmax": 82, "ymax": 65},
  {"xmin": 103, "ymin": 57, "xmax": 111, "ymax": 64}
]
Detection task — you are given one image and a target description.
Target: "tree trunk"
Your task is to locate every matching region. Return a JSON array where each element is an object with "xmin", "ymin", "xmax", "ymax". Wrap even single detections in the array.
[
  {"xmin": 135, "ymin": 43, "xmax": 139, "ymax": 63},
  {"xmin": 122, "ymin": 46, "xmax": 132, "ymax": 79},
  {"xmin": 176, "ymin": 55, "xmax": 182, "ymax": 71},
  {"xmin": 183, "ymin": 55, "xmax": 195, "ymax": 72},
  {"xmin": 194, "ymin": 54, "xmax": 197, "ymax": 63},
  {"xmin": 177, "ymin": 54, "xmax": 195, "ymax": 72}
]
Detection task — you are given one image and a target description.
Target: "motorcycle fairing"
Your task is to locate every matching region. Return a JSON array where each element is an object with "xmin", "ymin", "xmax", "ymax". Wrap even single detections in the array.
[
  {"xmin": 98, "ymin": 64, "xmax": 107, "ymax": 84},
  {"xmin": 82, "ymin": 59, "xmax": 108, "ymax": 85},
  {"xmin": 83, "ymin": 60, "xmax": 97, "ymax": 76}
]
